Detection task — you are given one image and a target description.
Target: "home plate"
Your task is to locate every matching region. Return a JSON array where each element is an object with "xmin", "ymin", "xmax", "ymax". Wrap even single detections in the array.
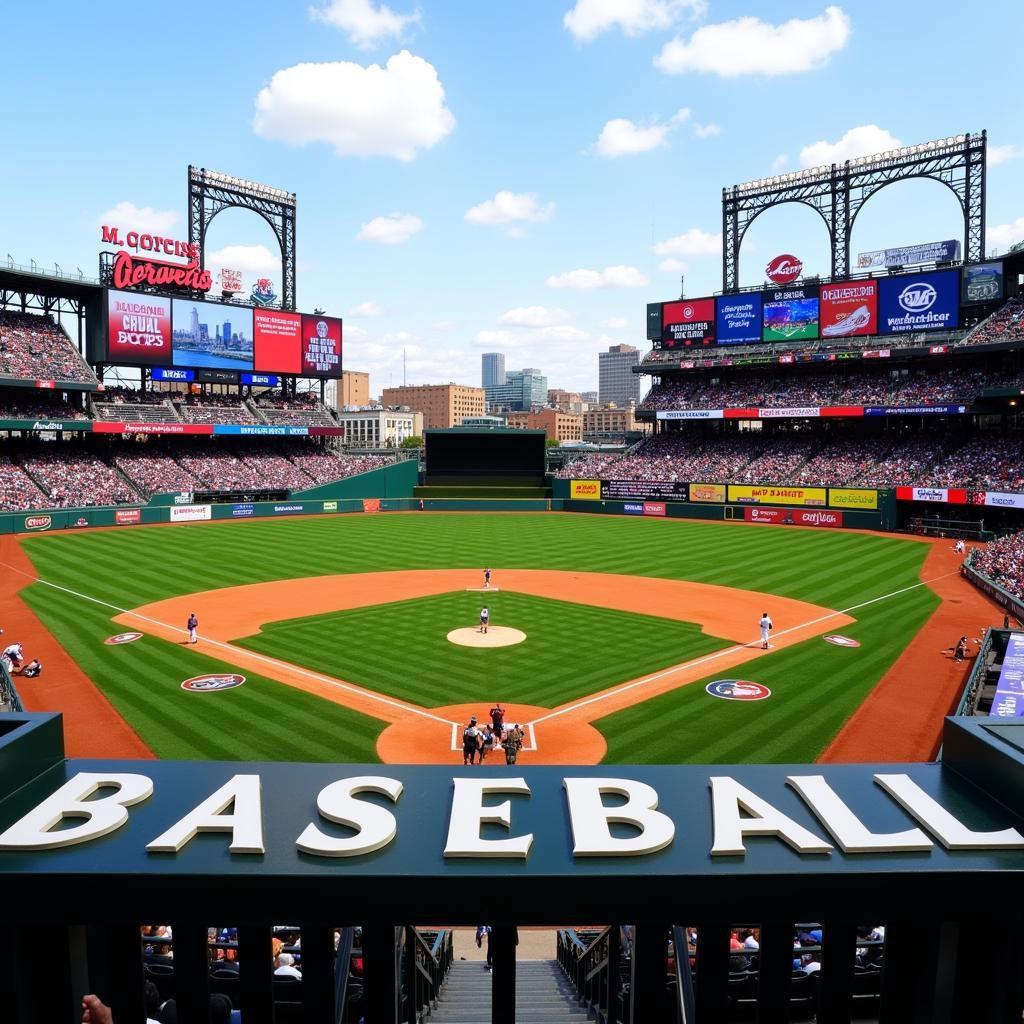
[
  {"xmin": 465, "ymin": 587, "xmax": 501, "ymax": 592},
  {"xmin": 447, "ymin": 626, "xmax": 526, "ymax": 648}
]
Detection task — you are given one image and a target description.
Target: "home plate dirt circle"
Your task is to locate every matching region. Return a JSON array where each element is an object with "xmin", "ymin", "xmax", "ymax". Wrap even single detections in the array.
[{"xmin": 447, "ymin": 626, "xmax": 527, "ymax": 648}]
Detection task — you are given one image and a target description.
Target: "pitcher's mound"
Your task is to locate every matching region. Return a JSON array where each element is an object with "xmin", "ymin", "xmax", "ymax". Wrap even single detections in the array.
[{"xmin": 447, "ymin": 626, "xmax": 526, "ymax": 648}]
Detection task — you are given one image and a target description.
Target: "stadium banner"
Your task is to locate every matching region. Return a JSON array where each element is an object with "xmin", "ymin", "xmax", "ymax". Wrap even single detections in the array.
[
  {"xmin": 729, "ymin": 485, "xmax": 827, "ymax": 507},
  {"xmin": 656, "ymin": 409, "xmax": 724, "ymax": 420},
  {"xmin": 362, "ymin": 499, "xmax": 381, "ymax": 513},
  {"xmin": 230, "ymin": 504, "xmax": 255, "ymax": 518},
  {"xmin": 91, "ymin": 422, "xmax": 213, "ymax": 435},
  {"xmin": 0, "ymin": 419, "xmax": 92, "ymax": 432},
  {"xmin": 820, "ymin": 406, "xmax": 866, "ymax": 417},
  {"xmin": 114, "ymin": 509, "xmax": 142, "ymax": 525},
  {"xmin": 253, "ymin": 309, "xmax": 302, "ymax": 374},
  {"xmin": 758, "ymin": 407, "xmax": 820, "ymax": 419},
  {"xmin": 723, "ymin": 408, "xmax": 759, "ymax": 419},
  {"xmin": 212, "ymin": 424, "xmax": 311, "ymax": 436},
  {"xmin": 300, "ymin": 314, "xmax": 343, "ymax": 377},
  {"xmin": 689, "ymin": 483, "xmax": 726, "ymax": 503},
  {"xmin": 322, "ymin": 501, "xmax": 339, "ymax": 512},
  {"xmin": 107, "ymin": 291, "xmax": 172, "ymax": 365},
  {"xmin": 982, "ymin": 491, "xmax": 1024, "ymax": 509},
  {"xmin": 643, "ymin": 501, "xmax": 667, "ymax": 517},
  {"xmin": 819, "ymin": 280, "xmax": 878, "ymax": 339},
  {"xmin": 856, "ymin": 239, "xmax": 960, "ymax": 269},
  {"xmin": 622, "ymin": 502, "xmax": 644, "ymax": 515},
  {"xmin": 169, "ymin": 504, "xmax": 212, "ymax": 522},
  {"xmin": 762, "ymin": 286, "xmax": 819, "ymax": 343},
  {"xmin": 23, "ymin": 515, "xmax": 52, "ymax": 531},
  {"xmin": 307, "ymin": 426, "xmax": 347, "ymax": 437},
  {"xmin": 271, "ymin": 504, "xmax": 306, "ymax": 515},
  {"xmin": 863, "ymin": 404, "xmax": 968, "ymax": 417},
  {"xmin": 659, "ymin": 298, "xmax": 716, "ymax": 349},
  {"xmin": 828, "ymin": 488, "xmax": 879, "ymax": 510},
  {"xmin": 962, "ymin": 262, "xmax": 1004, "ymax": 304},
  {"xmin": 151, "ymin": 367, "xmax": 194, "ymax": 384},
  {"xmin": 240, "ymin": 372, "xmax": 280, "ymax": 387},
  {"xmin": 601, "ymin": 480, "xmax": 688, "ymax": 501},
  {"xmin": 895, "ymin": 487, "xmax": 968, "ymax": 505},
  {"xmin": 716, "ymin": 294, "xmax": 764, "ymax": 346},
  {"xmin": 989, "ymin": 633, "xmax": 1024, "ymax": 718},
  {"xmin": 744, "ymin": 507, "xmax": 844, "ymax": 527},
  {"xmin": 569, "ymin": 480, "xmax": 601, "ymax": 500},
  {"xmin": 877, "ymin": 269, "xmax": 960, "ymax": 334}
]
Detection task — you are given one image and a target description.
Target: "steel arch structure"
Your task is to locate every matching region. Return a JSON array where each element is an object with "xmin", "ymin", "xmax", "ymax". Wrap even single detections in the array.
[
  {"xmin": 721, "ymin": 132, "xmax": 986, "ymax": 293},
  {"xmin": 187, "ymin": 166, "xmax": 298, "ymax": 311}
]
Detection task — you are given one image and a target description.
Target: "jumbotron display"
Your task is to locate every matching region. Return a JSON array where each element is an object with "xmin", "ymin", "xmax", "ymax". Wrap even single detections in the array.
[
  {"xmin": 648, "ymin": 266, "xmax": 976, "ymax": 349},
  {"xmin": 101, "ymin": 290, "xmax": 342, "ymax": 378}
]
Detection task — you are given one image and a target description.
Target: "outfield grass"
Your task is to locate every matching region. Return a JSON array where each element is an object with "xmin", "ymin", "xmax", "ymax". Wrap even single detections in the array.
[
  {"xmin": 235, "ymin": 590, "xmax": 731, "ymax": 707},
  {"xmin": 18, "ymin": 513, "xmax": 937, "ymax": 763}
]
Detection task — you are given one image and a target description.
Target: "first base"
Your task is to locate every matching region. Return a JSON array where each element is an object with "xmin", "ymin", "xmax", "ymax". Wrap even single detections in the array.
[{"xmin": 447, "ymin": 626, "xmax": 526, "ymax": 648}]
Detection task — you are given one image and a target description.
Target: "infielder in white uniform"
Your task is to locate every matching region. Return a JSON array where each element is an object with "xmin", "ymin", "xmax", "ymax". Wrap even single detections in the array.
[
  {"xmin": 480, "ymin": 606, "xmax": 489, "ymax": 634},
  {"xmin": 759, "ymin": 612, "xmax": 773, "ymax": 650}
]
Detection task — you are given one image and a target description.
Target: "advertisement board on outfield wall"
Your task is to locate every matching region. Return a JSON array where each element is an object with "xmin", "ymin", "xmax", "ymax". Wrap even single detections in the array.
[
  {"xmin": 114, "ymin": 509, "xmax": 142, "ymax": 525},
  {"xmin": 569, "ymin": 480, "xmax": 602, "ymax": 500},
  {"xmin": 169, "ymin": 504, "xmax": 212, "ymax": 522},
  {"xmin": 728, "ymin": 485, "xmax": 827, "ymax": 507},
  {"xmin": 981, "ymin": 491, "xmax": 1024, "ymax": 509},
  {"xmin": 689, "ymin": 483, "xmax": 726, "ymax": 503},
  {"xmin": 827, "ymin": 488, "xmax": 878, "ymax": 510},
  {"xmin": 895, "ymin": 487, "xmax": 968, "ymax": 505},
  {"xmin": 601, "ymin": 480, "xmax": 688, "ymax": 501},
  {"xmin": 744, "ymin": 507, "xmax": 844, "ymax": 527}
]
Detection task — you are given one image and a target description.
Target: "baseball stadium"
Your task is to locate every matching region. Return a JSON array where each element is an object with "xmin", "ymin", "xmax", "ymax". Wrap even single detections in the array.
[{"xmin": 2, "ymin": 134, "xmax": 1023, "ymax": 1022}]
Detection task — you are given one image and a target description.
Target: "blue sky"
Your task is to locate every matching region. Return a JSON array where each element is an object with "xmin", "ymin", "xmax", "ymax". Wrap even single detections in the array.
[{"xmin": 2, "ymin": 0, "xmax": 1022, "ymax": 394}]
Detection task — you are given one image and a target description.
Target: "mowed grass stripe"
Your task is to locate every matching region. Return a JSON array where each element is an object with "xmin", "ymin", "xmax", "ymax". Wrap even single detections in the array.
[{"xmin": 235, "ymin": 590, "xmax": 731, "ymax": 708}]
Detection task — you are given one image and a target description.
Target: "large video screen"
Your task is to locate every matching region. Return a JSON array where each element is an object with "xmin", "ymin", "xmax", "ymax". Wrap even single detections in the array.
[
  {"xmin": 877, "ymin": 269, "xmax": 959, "ymax": 334},
  {"xmin": 301, "ymin": 314, "xmax": 342, "ymax": 376},
  {"xmin": 716, "ymin": 293, "xmax": 763, "ymax": 345},
  {"xmin": 254, "ymin": 309, "xmax": 302, "ymax": 374},
  {"xmin": 106, "ymin": 292, "xmax": 172, "ymax": 366},
  {"xmin": 172, "ymin": 298, "xmax": 254, "ymax": 371},
  {"xmin": 819, "ymin": 280, "xmax": 877, "ymax": 339},
  {"xmin": 962, "ymin": 262, "xmax": 1004, "ymax": 304},
  {"xmin": 659, "ymin": 298, "xmax": 716, "ymax": 348},
  {"xmin": 763, "ymin": 286, "xmax": 819, "ymax": 342},
  {"xmin": 425, "ymin": 431, "xmax": 546, "ymax": 485}
]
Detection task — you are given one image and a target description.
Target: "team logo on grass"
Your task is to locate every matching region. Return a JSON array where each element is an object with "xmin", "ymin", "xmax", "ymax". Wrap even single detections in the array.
[
  {"xmin": 181, "ymin": 673, "xmax": 246, "ymax": 692},
  {"xmin": 105, "ymin": 632, "xmax": 143, "ymax": 645},
  {"xmin": 823, "ymin": 635, "xmax": 861, "ymax": 648},
  {"xmin": 706, "ymin": 680, "xmax": 771, "ymax": 701}
]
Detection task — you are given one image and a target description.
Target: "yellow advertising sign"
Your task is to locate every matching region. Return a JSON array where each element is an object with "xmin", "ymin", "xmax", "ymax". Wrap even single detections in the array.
[
  {"xmin": 570, "ymin": 479, "xmax": 602, "ymax": 501},
  {"xmin": 828, "ymin": 488, "xmax": 878, "ymax": 510},
  {"xmin": 689, "ymin": 483, "xmax": 726, "ymax": 503},
  {"xmin": 727, "ymin": 485, "xmax": 827, "ymax": 507}
]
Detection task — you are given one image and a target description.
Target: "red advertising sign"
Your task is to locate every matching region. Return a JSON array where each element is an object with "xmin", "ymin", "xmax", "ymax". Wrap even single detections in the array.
[
  {"xmin": 661, "ymin": 298, "xmax": 716, "ymax": 348},
  {"xmin": 301, "ymin": 315, "xmax": 342, "ymax": 377},
  {"xmin": 642, "ymin": 502, "xmax": 667, "ymax": 517},
  {"xmin": 107, "ymin": 291, "xmax": 172, "ymax": 365},
  {"xmin": 765, "ymin": 254, "xmax": 803, "ymax": 284},
  {"xmin": 744, "ymin": 507, "xmax": 843, "ymax": 527},
  {"xmin": 896, "ymin": 487, "xmax": 968, "ymax": 505},
  {"xmin": 819, "ymin": 280, "xmax": 878, "ymax": 338},
  {"xmin": 254, "ymin": 310, "xmax": 302, "ymax": 374},
  {"xmin": 115, "ymin": 509, "xmax": 142, "ymax": 525}
]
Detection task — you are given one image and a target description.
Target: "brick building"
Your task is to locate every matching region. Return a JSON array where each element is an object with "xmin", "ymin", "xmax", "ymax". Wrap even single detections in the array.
[{"xmin": 379, "ymin": 384, "xmax": 486, "ymax": 430}]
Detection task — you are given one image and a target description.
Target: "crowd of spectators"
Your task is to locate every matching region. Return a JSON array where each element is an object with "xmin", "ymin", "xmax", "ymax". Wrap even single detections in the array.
[
  {"xmin": 178, "ymin": 394, "xmax": 258, "ymax": 425},
  {"xmin": 923, "ymin": 435, "xmax": 1024, "ymax": 491},
  {"xmin": 0, "ymin": 453, "xmax": 49, "ymax": 510},
  {"xmin": 253, "ymin": 391, "xmax": 337, "ymax": 427},
  {"xmin": 965, "ymin": 298, "xmax": 1024, "ymax": 345},
  {"xmin": 0, "ymin": 394, "xmax": 87, "ymax": 420},
  {"xmin": 18, "ymin": 445, "xmax": 141, "ymax": 506},
  {"xmin": 0, "ymin": 311, "xmax": 97, "ymax": 384},
  {"xmin": 972, "ymin": 531, "xmax": 1024, "ymax": 601},
  {"xmin": 290, "ymin": 447, "xmax": 393, "ymax": 484},
  {"xmin": 113, "ymin": 446, "xmax": 201, "ymax": 496}
]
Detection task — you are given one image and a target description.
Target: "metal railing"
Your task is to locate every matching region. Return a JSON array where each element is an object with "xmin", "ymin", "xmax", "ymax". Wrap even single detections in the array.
[{"xmin": 0, "ymin": 661, "xmax": 22, "ymax": 712}]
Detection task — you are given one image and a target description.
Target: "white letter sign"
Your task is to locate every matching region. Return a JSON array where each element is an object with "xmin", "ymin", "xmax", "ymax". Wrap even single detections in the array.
[
  {"xmin": 444, "ymin": 778, "xmax": 533, "ymax": 859},
  {"xmin": 563, "ymin": 778, "xmax": 675, "ymax": 857},
  {"xmin": 147, "ymin": 774, "xmax": 264, "ymax": 854},
  {"xmin": 296, "ymin": 776, "xmax": 403, "ymax": 858}
]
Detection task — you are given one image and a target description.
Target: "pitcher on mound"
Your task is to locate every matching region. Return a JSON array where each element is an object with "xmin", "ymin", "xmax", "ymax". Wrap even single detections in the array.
[{"xmin": 480, "ymin": 606, "xmax": 489, "ymax": 634}]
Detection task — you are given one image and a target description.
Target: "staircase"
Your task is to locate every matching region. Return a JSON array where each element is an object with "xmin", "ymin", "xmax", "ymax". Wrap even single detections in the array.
[{"xmin": 430, "ymin": 960, "xmax": 592, "ymax": 1024}]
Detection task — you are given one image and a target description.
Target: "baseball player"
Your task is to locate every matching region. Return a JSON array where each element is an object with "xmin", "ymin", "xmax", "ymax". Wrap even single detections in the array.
[
  {"xmin": 483, "ymin": 568, "xmax": 492, "ymax": 589},
  {"xmin": 479, "ymin": 606, "xmax": 489, "ymax": 634},
  {"xmin": 3, "ymin": 642, "xmax": 25, "ymax": 669},
  {"xmin": 759, "ymin": 612, "xmax": 773, "ymax": 650},
  {"xmin": 187, "ymin": 612, "xmax": 198, "ymax": 645},
  {"xmin": 462, "ymin": 716, "xmax": 481, "ymax": 765}
]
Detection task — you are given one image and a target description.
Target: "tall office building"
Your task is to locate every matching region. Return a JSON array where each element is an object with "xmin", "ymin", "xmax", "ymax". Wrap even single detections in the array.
[
  {"xmin": 598, "ymin": 344, "xmax": 640, "ymax": 407},
  {"xmin": 484, "ymin": 367, "xmax": 548, "ymax": 411},
  {"xmin": 482, "ymin": 352, "xmax": 507, "ymax": 388}
]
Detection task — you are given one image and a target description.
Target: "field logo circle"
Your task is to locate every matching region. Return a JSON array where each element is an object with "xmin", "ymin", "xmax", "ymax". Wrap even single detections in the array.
[
  {"xmin": 105, "ymin": 632, "xmax": 143, "ymax": 645},
  {"xmin": 181, "ymin": 673, "xmax": 246, "ymax": 692},
  {"xmin": 823, "ymin": 634, "xmax": 861, "ymax": 648},
  {"xmin": 706, "ymin": 679, "xmax": 771, "ymax": 701}
]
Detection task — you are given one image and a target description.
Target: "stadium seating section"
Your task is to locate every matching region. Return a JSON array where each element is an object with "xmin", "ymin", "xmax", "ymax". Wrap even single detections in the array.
[
  {"xmin": 972, "ymin": 530, "xmax": 1024, "ymax": 602},
  {"xmin": 0, "ymin": 311, "xmax": 97, "ymax": 384}
]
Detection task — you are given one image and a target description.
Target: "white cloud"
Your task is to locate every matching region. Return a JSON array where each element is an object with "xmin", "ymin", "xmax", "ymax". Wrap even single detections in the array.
[
  {"xmin": 464, "ymin": 192, "xmax": 555, "ymax": 234},
  {"xmin": 205, "ymin": 243, "xmax": 280, "ymax": 275},
  {"xmin": 546, "ymin": 265, "xmax": 649, "ymax": 290},
  {"xmin": 310, "ymin": 0, "xmax": 420, "ymax": 48},
  {"xmin": 595, "ymin": 117, "xmax": 670, "ymax": 157},
  {"xmin": 658, "ymin": 258, "xmax": 689, "ymax": 272},
  {"xmin": 989, "ymin": 144, "xmax": 1019, "ymax": 166},
  {"xmin": 497, "ymin": 306, "xmax": 571, "ymax": 328},
  {"xmin": 799, "ymin": 124, "xmax": 901, "ymax": 168},
  {"xmin": 771, "ymin": 154, "xmax": 789, "ymax": 171},
  {"xmin": 600, "ymin": 316, "xmax": 629, "ymax": 329},
  {"xmin": 651, "ymin": 227, "xmax": 720, "ymax": 257},
  {"xmin": 564, "ymin": 0, "xmax": 705, "ymax": 42},
  {"xmin": 357, "ymin": 212, "xmax": 424, "ymax": 244},
  {"xmin": 692, "ymin": 121, "xmax": 721, "ymax": 139},
  {"xmin": 97, "ymin": 201, "xmax": 180, "ymax": 233},
  {"xmin": 252, "ymin": 51, "xmax": 455, "ymax": 161},
  {"xmin": 988, "ymin": 216, "xmax": 1024, "ymax": 251},
  {"xmin": 349, "ymin": 300, "xmax": 385, "ymax": 317},
  {"xmin": 655, "ymin": 6, "xmax": 851, "ymax": 76}
]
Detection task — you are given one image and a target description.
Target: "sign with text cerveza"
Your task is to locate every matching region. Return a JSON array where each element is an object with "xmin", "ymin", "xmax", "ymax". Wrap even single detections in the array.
[
  {"xmin": 0, "ymin": 760, "xmax": 1021, "ymax": 895},
  {"xmin": 602, "ymin": 479, "xmax": 688, "ymax": 501}
]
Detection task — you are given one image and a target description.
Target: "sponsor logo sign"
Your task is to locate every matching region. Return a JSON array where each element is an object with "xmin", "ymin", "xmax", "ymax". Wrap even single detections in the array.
[
  {"xmin": 623, "ymin": 503, "xmax": 644, "ymax": 515},
  {"xmin": 743, "ymin": 507, "xmax": 843, "ymax": 527},
  {"xmin": 819, "ymin": 280, "xmax": 878, "ymax": 338},
  {"xmin": 642, "ymin": 502, "xmax": 666, "ymax": 517},
  {"xmin": 362, "ymin": 499, "xmax": 381, "ymax": 513},
  {"xmin": 706, "ymin": 679, "xmax": 772, "ymax": 701},
  {"xmin": 878, "ymin": 269, "xmax": 959, "ymax": 334},
  {"xmin": 660, "ymin": 298, "xmax": 716, "ymax": 349},
  {"xmin": 73, "ymin": 516, "xmax": 90, "ymax": 528},
  {"xmin": 982, "ymin": 491, "xmax": 1024, "ymax": 510},
  {"xmin": 827, "ymin": 488, "xmax": 878, "ymax": 510},
  {"xmin": 173, "ymin": 493, "xmax": 193, "ymax": 504},
  {"xmin": 250, "ymin": 278, "xmax": 277, "ymax": 307},
  {"xmin": 181, "ymin": 673, "xmax": 246, "ymax": 693},
  {"xmin": 824, "ymin": 635, "xmax": 861, "ymax": 648},
  {"xmin": 729, "ymin": 486, "xmax": 826, "ymax": 507},
  {"xmin": 231, "ymin": 504, "xmax": 255, "ymax": 518},
  {"xmin": 169, "ymin": 504, "xmax": 212, "ymax": 522},
  {"xmin": 863, "ymin": 404, "xmax": 967, "ymax": 417},
  {"xmin": 107, "ymin": 291, "xmax": 172, "ymax": 365},
  {"xmin": 856, "ymin": 239, "xmax": 960, "ymax": 269},
  {"xmin": 110, "ymin": 251, "xmax": 211, "ymax": 293},
  {"xmin": 272, "ymin": 504, "xmax": 304, "ymax": 514},
  {"xmin": 219, "ymin": 268, "xmax": 243, "ymax": 294},
  {"xmin": 24, "ymin": 515, "xmax": 51, "ymax": 531},
  {"xmin": 895, "ymin": 487, "xmax": 968, "ymax": 505},
  {"xmin": 115, "ymin": 509, "xmax": 142, "ymax": 525},
  {"xmin": 962, "ymin": 261, "xmax": 1004, "ymax": 304},
  {"xmin": 240, "ymin": 372, "xmax": 280, "ymax": 387},
  {"xmin": 765, "ymin": 254, "xmax": 803, "ymax": 285},
  {"xmin": 322, "ymin": 501, "xmax": 339, "ymax": 512},
  {"xmin": 105, "ymin": 632, "xmax": 143, "ymax": 645},
  {"xmin": 716, "ymin": 294, "xmax": 764, "ymax": 346},
  {"xmin": 758, "ymin": 407, "xmax": 820, "ymax": 419},
  {"xmin": 152, "ymin": 367, "xmax": 194, "ymax": 383},
  {"xmin": 656, "ymin": 409, "xmax": 724, "ymax": 420},
  {"xmin": 570, "ymin": 480, "xmax": 601, "ymax": 501},
  {"xmin": 689, "ymin": 483, "xmax": 726, "ymax": 503}
]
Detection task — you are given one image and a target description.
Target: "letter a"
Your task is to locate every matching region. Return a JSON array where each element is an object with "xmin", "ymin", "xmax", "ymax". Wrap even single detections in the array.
[{"xmin": 147, "ymin": 775, "xmax": 263, "ymax": 854}]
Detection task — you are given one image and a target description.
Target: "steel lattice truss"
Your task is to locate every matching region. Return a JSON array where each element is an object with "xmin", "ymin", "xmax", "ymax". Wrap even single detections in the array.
[
  {"xmin": 187, "ymin": 166, "xmax": 297, "ymax": 311},
  {"xmin": 721, "ymin": 132, "xmax": 986, "ymax": 293}
]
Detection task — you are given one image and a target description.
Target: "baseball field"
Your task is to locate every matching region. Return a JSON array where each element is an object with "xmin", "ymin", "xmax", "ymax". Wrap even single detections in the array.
[{"xmin": 5, "ymin": 511, "xmax": 998, "ymax": 766}]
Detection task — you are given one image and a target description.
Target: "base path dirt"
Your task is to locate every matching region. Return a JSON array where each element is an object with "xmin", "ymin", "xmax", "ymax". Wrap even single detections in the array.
[
  {"xmin": 0, "ymin": 537, "xmax": 153, "ymax": 759},
  {"xmin": 116, "ymin": 569, "xmax": 849, "ymax": 764},
  {"xmin": 818, "ymin": 539, "xmax": 1007, "ymax": 764}
]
